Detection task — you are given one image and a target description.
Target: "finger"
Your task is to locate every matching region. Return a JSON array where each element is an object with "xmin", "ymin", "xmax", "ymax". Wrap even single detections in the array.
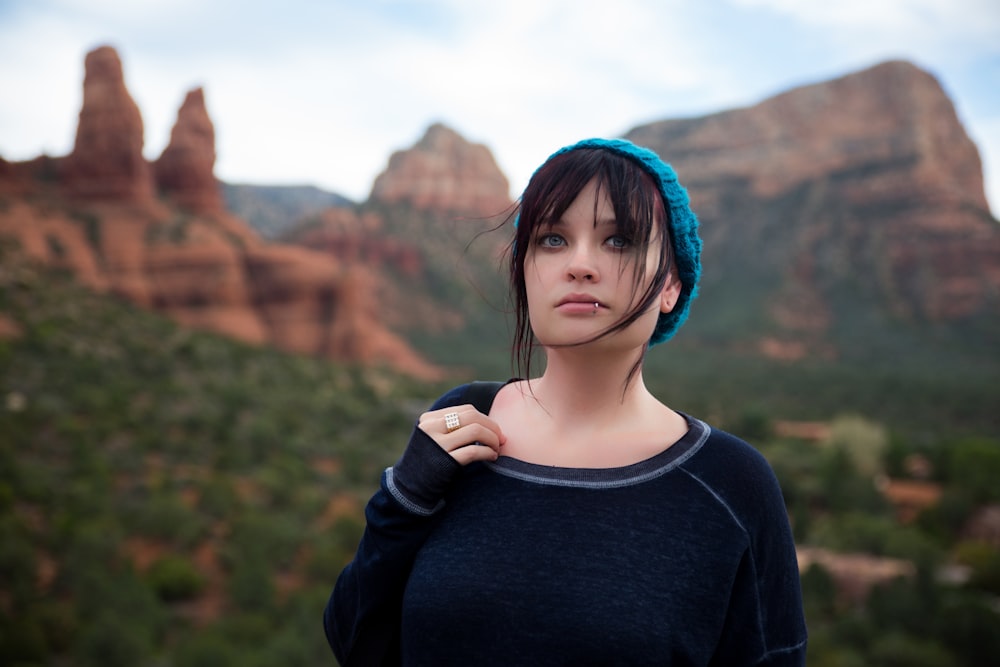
[
  {"xmin": 419, "ymin": 406, "xmax": 506, "ymax": 445},
  {"xmin": 437, "ymin": 423, "xmax": 504, "ymax": 454},
  {"xmin": 418, "ymin": 404, "xmax": 480, "ymax": 433},
  {"xmin": 450, "ymin": 442, "xmax": 500, "ymax": 466}
]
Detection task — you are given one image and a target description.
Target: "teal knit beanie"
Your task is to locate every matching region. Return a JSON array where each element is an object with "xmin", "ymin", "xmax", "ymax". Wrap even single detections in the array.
[{"xmin": 530, "ymin": 138, "xmax": 702, "ymax": 346}]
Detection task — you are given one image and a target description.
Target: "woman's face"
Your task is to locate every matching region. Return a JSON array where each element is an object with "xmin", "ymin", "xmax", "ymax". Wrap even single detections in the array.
[{"xmin": 524, "ymin": 177, "xmax": 680, "ymax": 351}]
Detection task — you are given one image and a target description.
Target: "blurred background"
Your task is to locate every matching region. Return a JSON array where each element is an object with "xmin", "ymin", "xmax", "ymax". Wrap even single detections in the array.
[{"xmin": 1, "ymin": 1, "xmax": 998, "ymax": 665}]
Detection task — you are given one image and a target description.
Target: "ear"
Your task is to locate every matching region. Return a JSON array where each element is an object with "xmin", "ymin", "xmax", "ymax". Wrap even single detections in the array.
[{"xmin": 659, "ymin": 271, "xmax": 682, "ymax": 314}]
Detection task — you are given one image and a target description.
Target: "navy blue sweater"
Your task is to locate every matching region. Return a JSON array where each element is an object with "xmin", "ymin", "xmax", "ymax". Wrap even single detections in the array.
[{"xmin": 325, "ymin": 384, "xmax": 807, "ymax": 665}]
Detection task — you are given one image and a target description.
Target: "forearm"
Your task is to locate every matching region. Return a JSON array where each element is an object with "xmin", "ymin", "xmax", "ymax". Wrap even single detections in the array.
[
  {"xmin": 323, "ymin": 427, "xmax": 462, "ymax": 662},
  {"xmin": 323, "ymin": 479, "xmax": 432, "ymax": 661}
]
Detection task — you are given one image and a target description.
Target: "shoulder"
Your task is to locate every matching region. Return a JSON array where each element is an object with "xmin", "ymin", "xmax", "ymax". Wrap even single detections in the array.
[
  {"xmin": 696, "ymin": 424, "xmax": 775, "ymax": 476},
  {"xmin": 427, "ymin": 380, "xmax": 511, "ymax": 411},
  {"xmin": 680, "ymin": 420, "xmax": 788, "ymax": 529},
  {"xmin": 427, "ymin": 384, "xmax": 474, "ymax": 411}
]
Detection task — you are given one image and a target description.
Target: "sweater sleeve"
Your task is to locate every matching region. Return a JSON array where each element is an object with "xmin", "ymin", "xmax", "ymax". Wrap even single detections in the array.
[
  {"xmin": 700, "ymin": 430, "xmax": 808, "ymax": 667},
  {"xmin": 322, "ymin": 385, "xmax": 469, "ymax": 664}
]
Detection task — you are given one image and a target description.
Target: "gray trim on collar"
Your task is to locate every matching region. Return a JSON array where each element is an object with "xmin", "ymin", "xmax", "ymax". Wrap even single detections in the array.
[{"xmin": 484, "ymin": 416, "xmax": 711, "ymax": 489}]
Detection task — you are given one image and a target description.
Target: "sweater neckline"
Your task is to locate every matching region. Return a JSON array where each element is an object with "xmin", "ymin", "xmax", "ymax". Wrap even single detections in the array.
[{"xmin": 484, "ymin": 415, "xmax": 710, "ymax": 488}]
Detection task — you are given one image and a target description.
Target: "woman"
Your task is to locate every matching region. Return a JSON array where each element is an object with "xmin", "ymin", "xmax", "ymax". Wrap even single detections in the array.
[{"xmin": 324, "ymin": 138, "xmax": 807, "ymax": 666}]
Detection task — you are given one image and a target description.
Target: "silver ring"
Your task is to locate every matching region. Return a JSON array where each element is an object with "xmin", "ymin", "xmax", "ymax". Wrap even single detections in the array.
[{"xmin": 444, "ymin": 412, "xmax": 461, "ymax": 433}]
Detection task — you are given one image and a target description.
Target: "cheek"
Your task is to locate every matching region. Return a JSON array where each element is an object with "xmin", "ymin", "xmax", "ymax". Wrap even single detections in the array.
[
  {"xmin": 525, "ymin": 276, "xmax": 547, "ymax": 323},
  {"xmin": 523, "ymin": 256, "xmax": 552, "ymax": 293},
  {"xmin": 522, "ymin": 261, "xmax": 542, "ymax": 311},
  {"xmin": 523, "ymin": 259, "xmax": 558, "ymax": 325}
]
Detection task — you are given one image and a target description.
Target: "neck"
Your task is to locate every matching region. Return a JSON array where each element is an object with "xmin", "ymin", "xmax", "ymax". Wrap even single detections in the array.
[{"xmin": 527, "ymin": 344, "xmax": 652, "ymax": 425}]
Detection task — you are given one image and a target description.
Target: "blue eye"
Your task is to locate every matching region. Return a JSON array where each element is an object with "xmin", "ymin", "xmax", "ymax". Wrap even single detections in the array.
[
  {"xmin": 537, "ymin": 234, "xmax": 566, "ymax": 248},
  {"xmin": 606, "ymin": 235, "xmax": 630, "ymax": 250}
]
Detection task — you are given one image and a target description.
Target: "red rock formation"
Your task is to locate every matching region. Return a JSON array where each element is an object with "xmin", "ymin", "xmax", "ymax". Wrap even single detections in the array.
[
  {"xmin": 370, "ymin": 123, "xmax": 512, "ymax": 215},
  {"xmin": 4, "ymin": 49, "xmax": 996, "ymax": 375},
  {"xmin": 629, "ymin": 61, "xmax": 988, "ymax": 211},
  {"xmin": 0, "ymin": 45, "xmax": 441, "ymax": 379},
  {"xmin": 154, "ymin": 88, "xmax": 223, "ymax": 214},
  {"xmin": 283, "ymin": 207, "xmax": 423, "ymax": 276},
  {"xmin": 626, "ymin": 60, "xmax": 1000, "ymax": 351},
  {"xmin": 0, "ymin": 155, "xmax": 60, "ymax": 196},
  {"xmin": 963, "ymin": 505, "xmax": 1000, "ymax": 549},
  {"xmin": 797, "ymin": 546, "xmax": 915, "ymax": 606},
  {"xmin": 0, "ymin": 197, "xmax": 440, "ymax": 378},
  {"xmin": 248, "ymin": 253, "xmax": 437, "ymax": 376},
  {"xmin": 61, "ymin": 46, "xmax": 154, "ymax": 201}
]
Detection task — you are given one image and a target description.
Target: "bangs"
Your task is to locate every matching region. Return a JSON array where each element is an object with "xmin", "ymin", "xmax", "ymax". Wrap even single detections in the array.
[{"xmin": 516, "ymin": 149, "xmax": 664, "ymax": 250}]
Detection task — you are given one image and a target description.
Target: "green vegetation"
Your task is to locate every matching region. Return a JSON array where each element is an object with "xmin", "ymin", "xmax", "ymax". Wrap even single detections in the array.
[
  {"xmin": 1, "ymin": 242, "xmax": 997, "ymax": 665},
  {"xmin": 751, "ymin": 415, "xmax": 1000, "ymax": 667},
  {"xmin": 145, "ymin": 555, "xmax": 206, "ymax": 602},
  {"xmin": 0, "ymin": 244, "xmax": 445, "ymax": 665},
  {"xmin": 374, "ymin": 217, "xmax": 1000, "ymax": 442}
]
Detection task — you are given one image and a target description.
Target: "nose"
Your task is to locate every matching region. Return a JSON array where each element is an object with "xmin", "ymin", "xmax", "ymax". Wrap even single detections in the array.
[{"xmin": 566, "ymin": 244, "xmax": 600, "ymax": 282}]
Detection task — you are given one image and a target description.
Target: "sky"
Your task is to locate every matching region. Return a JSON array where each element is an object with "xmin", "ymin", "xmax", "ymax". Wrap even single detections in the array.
[{"xmin": 1, "ymin": 0, "xmax": 998, "ymax": 214}]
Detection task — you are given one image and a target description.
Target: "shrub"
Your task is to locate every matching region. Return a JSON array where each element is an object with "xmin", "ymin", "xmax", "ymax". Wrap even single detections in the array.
[
  {"xmin": 120, "ymin": 495, "xmax": 208, "ymax": 548},
  {"xmin": 227, "ymin": 556, "xmax": 275, "ymax": 612},
  {"xmin": 944, "ymin": 437, "xmax": 1000, "ymax": 503},
  {"xmin": 916, "ymin": 489, "xmax": 976, "ymax": 544},
  {"xmin": 174, "ymin": 633, "xmax": 241, "ymax": 667},
  {"xmin": 810, "ymin": 513, "xmax": 930, "ymax": 559},
  {"xmin": 75, "ymin": 612, "xmax": 152, "ymax": 667},
  {"xmin": 953, "ymin": 540, "xmax": 1000, "ymax": 595},
  {"xmin": 215, "ymin": 612, "xmax": 274, "ymax": 646},
  {"xmin": 868, "ymin": 633, "xmax": 955, "ymax": 667},
  {"xmin": 800, "ymin": 562, "xmax": 837, "ymax": 620},
  {"xmin": 224, "ymin": 514, "xmax": 301, "ymax": 569},
  {"xmin": 198, "ymin": 474, "xmax": 240, "ymax": 519},
  {"xmin": 0, "ymin": 615, "xmax": 47, "ymax": 664},
  {"xmin": 937, "ymin": 593, "xmax": 1000, "ymax": 664},
  {"xmin": 145, "ymin": 554, "xmax": 205, "ymax": 602}
]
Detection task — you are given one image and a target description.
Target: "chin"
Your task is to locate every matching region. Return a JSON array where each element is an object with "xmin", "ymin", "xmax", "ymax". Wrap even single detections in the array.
[{"xmin": 539, "ymin": 329, "xmax": 654, "ymax": 353}]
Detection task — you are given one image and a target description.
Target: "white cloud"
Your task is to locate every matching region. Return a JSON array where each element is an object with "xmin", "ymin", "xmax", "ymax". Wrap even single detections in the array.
[
  {"xmin": 0, "ymin": 0, "xmax": 996, "ymax": 211},
  {"xmin": 730, "ymin": 0, "xmax": 1000, "ymax": 52},
  {"xmin": 969, "ymin": 116, "xmax": 1000, "ymax": 213}
]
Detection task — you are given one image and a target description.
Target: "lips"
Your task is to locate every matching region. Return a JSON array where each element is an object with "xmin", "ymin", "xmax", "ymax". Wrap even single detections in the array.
[
  {"xmin": 556, "ymin": 293, "xmax": 604, "ymax": 311},
  {"xmin": 557, "ymin": 293, "xmax": 604, "ymax": 306}
]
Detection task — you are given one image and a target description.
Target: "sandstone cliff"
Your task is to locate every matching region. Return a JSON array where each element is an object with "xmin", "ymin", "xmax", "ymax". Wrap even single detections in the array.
[
  {"xmin": 285, "ymin": 122, "xmax": 513, "ymax": 342},
  {"xmin": 2, "ymin": 48, "xmax": 996, "ymax": 374},
  {"xmin": 154, "ymin": 88, "xmax": 224, "ymax": 215},
  {"xmin": 627, "ymin": 60, "xmax": 999, "ymax": 360},
  {"xmin": 60, "ymin": 46, "xmax": 153, "ymax": 201},
  {"xmin": 0, "ymin": 46, "xmax": 439, "ymax": 379},
  {"xmin": 281, "ymin": 207, "xmax": 423, "ymax": 276},
  {"xmin": 369, "ymin": 123, "xmax": 512, "ymax": 216}
]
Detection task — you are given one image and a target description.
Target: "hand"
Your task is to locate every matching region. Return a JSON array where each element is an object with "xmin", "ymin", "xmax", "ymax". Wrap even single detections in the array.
[{"xmin": 418, "ymin": 405, "xmax": 506, "ymax": 466}]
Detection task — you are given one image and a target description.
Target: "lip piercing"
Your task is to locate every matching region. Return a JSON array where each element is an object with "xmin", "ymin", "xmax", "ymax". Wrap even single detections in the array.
[{"xmin": 593, "ymin": 301, "xmax": 599, "ymax": 314}]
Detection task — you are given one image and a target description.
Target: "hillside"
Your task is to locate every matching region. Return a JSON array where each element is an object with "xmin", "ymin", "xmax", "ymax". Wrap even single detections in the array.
[
  {"xmin": 2, "ymin": 44, "xmax": 999, "ymax": 667},
  {"xmin": 627, "ymin": 60, "xmax": 998, "ymax": 350},
  {"xmin": 0, "ymin": 46, "xmax": 438, "ymax": 380},
  {"xmin": 222, "ymin": 183, "xmax": 354, "ymax": 239},
  {"xmin": 3, "ymin": 243, "xmax": 999, "ymax": 667},
  {"xmin": 0, "ymin": 241, "xmax": 453, "ymax": 665},
  {"xmin": 277, "ymin": 66, "xmax": 1000, "ymax": 438}
]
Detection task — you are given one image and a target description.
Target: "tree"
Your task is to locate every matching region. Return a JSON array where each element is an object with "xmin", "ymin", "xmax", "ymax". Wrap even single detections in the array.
[
  {"xmin": 823, "ymin": 415, "xmax": 888, "ymax": 479},
  {"xmin": 145, "ymin": 554, "xmax": 206, "ymax": 602},
  {"xmin": 869, "ymin": 632, "xmax": 955, "ymax": 667},
  {"xmin": 945, "ymin": 437, "xmax": 1000, "ymax": 503}
]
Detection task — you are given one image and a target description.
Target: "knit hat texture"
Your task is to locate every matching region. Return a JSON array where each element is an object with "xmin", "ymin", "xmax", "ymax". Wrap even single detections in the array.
[{"xmin": 535, "ymin": 138, "xmax": 702, "ymax": 345}]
